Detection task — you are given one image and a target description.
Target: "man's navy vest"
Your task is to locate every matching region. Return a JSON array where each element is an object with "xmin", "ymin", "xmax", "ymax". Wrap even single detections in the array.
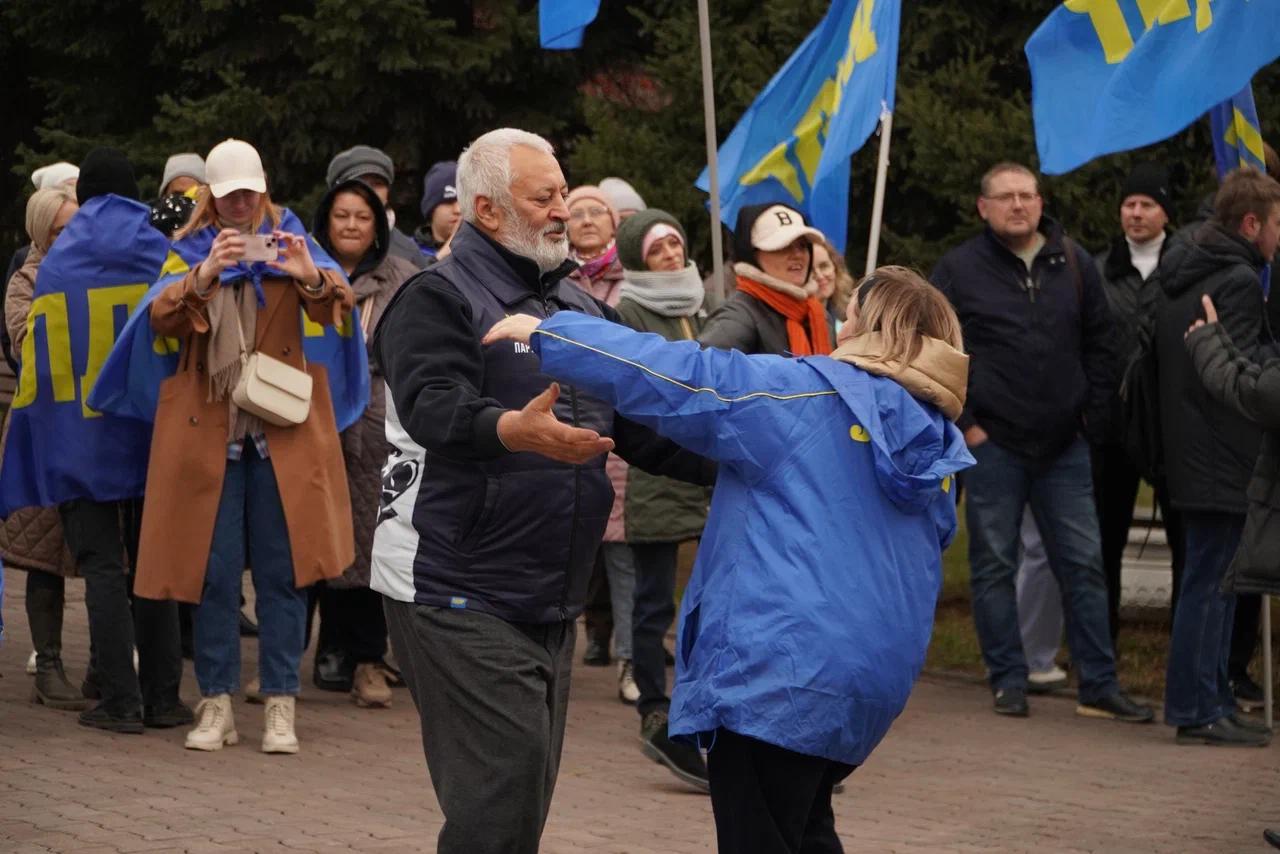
[{"xmin": 409, "ymin": 224, "xmax": 615, "ymax": 623}]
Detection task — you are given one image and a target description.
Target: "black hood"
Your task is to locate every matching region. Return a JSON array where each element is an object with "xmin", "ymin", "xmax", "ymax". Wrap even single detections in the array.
[
  {"xmin": 1160, "ymin": 221, "xmax": 1265, "ymax": 299},
  {"xmin": 312, "ymin": 178, "xmax": 390, "ymax": 281}
]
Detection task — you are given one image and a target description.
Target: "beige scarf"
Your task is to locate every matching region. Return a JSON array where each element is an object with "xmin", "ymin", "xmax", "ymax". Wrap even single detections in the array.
[
  {"xmin": 204, "ymin": 285, "xmax": 264, "ymax": 443},
  {"xmin": 830, "ymin": 332, "xmax": 969, "ymax": 421}
]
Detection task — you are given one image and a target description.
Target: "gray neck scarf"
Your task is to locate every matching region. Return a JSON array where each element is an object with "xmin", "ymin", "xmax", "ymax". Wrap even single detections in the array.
[{"xmin": 616, "ymin": 263, "xmax": 705, "ymax": 317}]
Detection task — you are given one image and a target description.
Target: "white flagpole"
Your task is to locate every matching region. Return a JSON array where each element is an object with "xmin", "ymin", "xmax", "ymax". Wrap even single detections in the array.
[
  {"xmin": 863, "ymin": 105, "xmax": 894, "ymax": 276},
  {"xmin": 697, "ymin": 0, "xmax": 726, "ymax": 301}
]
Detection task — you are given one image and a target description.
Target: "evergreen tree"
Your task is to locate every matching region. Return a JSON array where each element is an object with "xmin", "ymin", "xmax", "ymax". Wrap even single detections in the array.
[{"xmin": 2, "ymin": 0, "xmax": 1277, "ymax": 276}]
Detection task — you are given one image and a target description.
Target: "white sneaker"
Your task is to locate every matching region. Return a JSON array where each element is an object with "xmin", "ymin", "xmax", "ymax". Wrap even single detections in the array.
[
  {"xmin": 1027, "ymin": 665, "xmax": 1069, "ymax": 694},
  {"xmin": 26, "ymin": 651, "xmax": 37, "ymax": 676},
  {"xmin": 262, "ymin": 695, "xmax": 299, "ymax": 754},
  {"xmin": 185, "ymin": 694, "xmax": 238, "ymax": 751},
  {"xmin": 618, "ymin": 659, "xmax": 640, "ymax": 705}
]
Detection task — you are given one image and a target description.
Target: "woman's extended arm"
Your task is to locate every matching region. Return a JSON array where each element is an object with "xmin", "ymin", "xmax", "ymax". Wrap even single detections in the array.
[{"xmin": 486, "ymin": 311, "xmax": 830, "ymax": 467}]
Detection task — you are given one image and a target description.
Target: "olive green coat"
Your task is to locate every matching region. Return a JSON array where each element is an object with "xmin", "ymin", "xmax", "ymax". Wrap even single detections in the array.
[{"xmin": 614, "ymin": 297, "xmax": 711, "ymax": 544}]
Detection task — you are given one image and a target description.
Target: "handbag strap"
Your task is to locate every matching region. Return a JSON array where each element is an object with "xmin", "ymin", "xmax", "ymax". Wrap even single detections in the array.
[
  {"xmin": 358, "ymin": 295, "xmax": 375, "ymax": 340},
  {"xmin": 233, "ymin": 291, "xmax": 308, "ymax": 369}
]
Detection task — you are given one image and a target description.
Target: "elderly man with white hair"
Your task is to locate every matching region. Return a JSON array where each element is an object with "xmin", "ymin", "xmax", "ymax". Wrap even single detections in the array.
[{"xmin": 370, "ymin": 128, "xmax": 713, "ymax": 854}]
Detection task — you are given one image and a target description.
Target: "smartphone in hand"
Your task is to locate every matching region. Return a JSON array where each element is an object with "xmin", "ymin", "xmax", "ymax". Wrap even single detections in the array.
[{"xmin": 240, "ymin": 234, "xmax": 279, "ymax": 263}]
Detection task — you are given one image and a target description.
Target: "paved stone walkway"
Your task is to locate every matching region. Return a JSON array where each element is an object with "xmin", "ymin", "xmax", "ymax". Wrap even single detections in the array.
[{"xmin": 1, "ymin": 580, "xmax": 1276, "ymax": 853}]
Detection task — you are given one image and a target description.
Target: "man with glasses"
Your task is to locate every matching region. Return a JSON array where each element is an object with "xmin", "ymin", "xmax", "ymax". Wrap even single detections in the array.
[{"xmin": 931, "ymin": 162, "xmax": 1152, "ymax": 723}]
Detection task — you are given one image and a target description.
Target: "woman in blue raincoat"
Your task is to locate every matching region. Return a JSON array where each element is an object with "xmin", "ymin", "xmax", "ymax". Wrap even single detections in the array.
[{"xmin": 486, "ymin": 266, "xmax": 973, "ymax": 854}]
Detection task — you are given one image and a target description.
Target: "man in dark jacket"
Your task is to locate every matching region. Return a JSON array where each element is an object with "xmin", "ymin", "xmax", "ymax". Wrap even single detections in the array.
[
  {"xmin": 1155, "ymin": 167, "xmax": 1280, "ymax": 747},
  {"xmin": 370, "ymin": 128, "xmax": 712, "ymax": 854},
  {"xmin": 326, "ymin": 145, "xmax": 426, "ymax": 271},
  {"xmin": 1091, "ymin": 163, "xmax": 1185, "ymax": 645},
  {"xmin": 932, "ymin": 161, "xmax": 1150, "ymax": 722}
]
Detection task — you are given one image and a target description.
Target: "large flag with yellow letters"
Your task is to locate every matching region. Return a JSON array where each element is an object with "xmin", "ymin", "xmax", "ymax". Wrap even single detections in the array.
[
  {"xmin": 0, "ymin": 195, "xmax": 166, "ymax": 515},
  {"xmin": 1026, "ymin": 0, "xmax": 1280, "ymax": 175},
  {"xmin": 695, "ymin": 0, "xmax": 900, "ymax": 251}
]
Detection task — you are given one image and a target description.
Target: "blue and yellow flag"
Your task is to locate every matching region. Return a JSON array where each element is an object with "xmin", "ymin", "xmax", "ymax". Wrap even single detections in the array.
[
  {"xmin": 1027, "ymin": 0, "xmax": 1280, "ymax": 175},
  {"xmin": 539, "ymin": 0, "xmax": 600, "ymax": 49},
  {"xmin": 0, "ymin": 195, "xmax": 168, "ymax": 515},
  {"xmin": 88, "ymin": 208, "xmax": 370, "ymax": 434},
  {"xmin": 695, "ymin": 0, "xmax": 900, "ymax": 251},
  {"xmin": 1210, "ymin": 83, "xmax": 1267, "ymax": 178}
]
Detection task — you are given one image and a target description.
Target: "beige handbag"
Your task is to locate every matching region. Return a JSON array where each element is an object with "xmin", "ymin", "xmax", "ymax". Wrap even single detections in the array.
[{"xmin": 230, "ymin": 311, "xmax": 313, "ymax": 427}]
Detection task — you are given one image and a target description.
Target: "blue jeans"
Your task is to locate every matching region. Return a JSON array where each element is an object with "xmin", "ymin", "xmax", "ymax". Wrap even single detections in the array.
[
  {"xmin": 1164, "ymin": 511, "xmax": 1242, "ymax": 727},
  {"xmin": 601, "ymin": 543, "xmax": 636, "ymax": 661},
  {"xmin": 193, "ymin": 446, "xmax": 306, "ymax": 697},
  {"xmin": 631, "ymin": 542, "xmax": 680, "ymax": 718},
  {"xmin": 965, "ymin": 438, "xmax": 1119, "ymax": 703}
]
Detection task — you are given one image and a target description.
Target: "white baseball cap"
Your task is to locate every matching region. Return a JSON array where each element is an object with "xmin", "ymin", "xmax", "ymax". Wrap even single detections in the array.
[
  {"xmin": 750, "ymin": 204, "xmax": 825, "ymax": 252},
  {"xmin": 205, "ymin": 139, "xmax": 267, "ymax": 198}
]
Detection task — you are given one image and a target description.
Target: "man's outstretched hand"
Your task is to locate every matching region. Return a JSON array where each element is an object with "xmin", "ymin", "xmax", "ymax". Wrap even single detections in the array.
[{"xmin": 497, "ymin": 383, "xmax": 614, "ymax": 464}]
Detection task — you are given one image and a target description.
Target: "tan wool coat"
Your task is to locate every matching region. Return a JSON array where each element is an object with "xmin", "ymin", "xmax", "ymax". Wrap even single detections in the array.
[{"xmin": 133, "ymin": 268, "xmax": 356, "ymax": 603}]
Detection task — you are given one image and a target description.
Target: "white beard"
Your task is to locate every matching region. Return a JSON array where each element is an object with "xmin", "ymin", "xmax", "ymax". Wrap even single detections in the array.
[{"xmin": 498, "ymin": 205, "xmax": 570, "ymax": 274}]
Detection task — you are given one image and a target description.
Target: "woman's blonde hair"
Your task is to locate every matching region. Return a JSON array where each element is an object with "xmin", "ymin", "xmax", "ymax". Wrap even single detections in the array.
[
  {"xmin": 851, "ymin": 265, "xmax": 963, "ymax": 366},
  {"xmin": 25, "ymin": 186, "xmax": 77, "ymax": 252},
  {"xmin": 175, "ymin": 185, "xmax": 282, "ymax": 240},
  {"xmin": 817, "ymin": 236, "xmax": 856, "ymax": 316}
]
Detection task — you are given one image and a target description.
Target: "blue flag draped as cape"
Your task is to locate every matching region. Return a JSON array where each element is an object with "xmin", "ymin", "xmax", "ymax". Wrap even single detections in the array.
[
  {"xmin": 87, "ymin": 207, "xmax": 370, "ymax": 435},
  {"xmin": 0, "ymin": 195, "xmax": 168, "ymax": 515}
]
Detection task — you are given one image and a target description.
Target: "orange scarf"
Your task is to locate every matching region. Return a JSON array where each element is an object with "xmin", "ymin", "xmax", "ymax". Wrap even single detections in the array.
[{"xmin": 735, "ymin": 276, "xmax": 832, "ymax": 356}]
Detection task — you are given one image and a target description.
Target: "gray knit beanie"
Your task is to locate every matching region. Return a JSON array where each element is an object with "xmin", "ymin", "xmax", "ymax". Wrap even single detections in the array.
[
  {"xmin": 616, "ymin": 208, "xmax": 687, "ymax": 272},
  {"xmin": 326, "ymin": 145, "xmax": 394, "ymax": 188},
  {"xmin": 159, "ymin": 153, "xmax": 206, "ymax": 196}
]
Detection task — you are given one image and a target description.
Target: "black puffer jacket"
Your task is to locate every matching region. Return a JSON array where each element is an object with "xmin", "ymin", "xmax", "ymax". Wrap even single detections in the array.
[
  {"xmin": 1155, "ymin": 222, "xmax": 1268, "ymax": 513},
  {"xmin": 1186, "ymin": 322, "xmax": 1280, "ymax": 593}
]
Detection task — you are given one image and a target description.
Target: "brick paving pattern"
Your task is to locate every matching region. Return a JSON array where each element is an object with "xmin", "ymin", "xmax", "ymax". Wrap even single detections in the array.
[{"xmin": 1, "ymin": 580, "xmax": 1276, "ymax": 853}]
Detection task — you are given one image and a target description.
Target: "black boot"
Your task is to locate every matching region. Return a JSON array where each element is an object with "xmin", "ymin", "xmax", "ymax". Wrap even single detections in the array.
[{"xmin": 27, "ymin": 573, "xmax": 89, "ymax": 711}]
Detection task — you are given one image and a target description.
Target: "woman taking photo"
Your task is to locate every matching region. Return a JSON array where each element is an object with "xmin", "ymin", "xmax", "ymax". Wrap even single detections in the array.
[
  {"xmin": 133, "ymin": 139, "xmax": 355, "ymax": 754},
  {"xmin": 486, "ymin": 266, "xmax": 973, "ymax": 853},
  {"xmin": 611, "ymin": 209, "xmax": 712, "ymax": 789},
  {"xmin": 309, "ymin": 178, "xmax": 417, "ymax": 708}
]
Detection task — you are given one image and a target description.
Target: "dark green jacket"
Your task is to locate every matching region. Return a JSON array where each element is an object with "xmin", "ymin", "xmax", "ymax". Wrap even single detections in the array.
[
  {"xmin": 615, "ymin": 296, "xmax": 711, "ymax": 543},
  {"xmin": 1187, "ymin": 322, "xmax": 1280, "ymax": 594}
]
